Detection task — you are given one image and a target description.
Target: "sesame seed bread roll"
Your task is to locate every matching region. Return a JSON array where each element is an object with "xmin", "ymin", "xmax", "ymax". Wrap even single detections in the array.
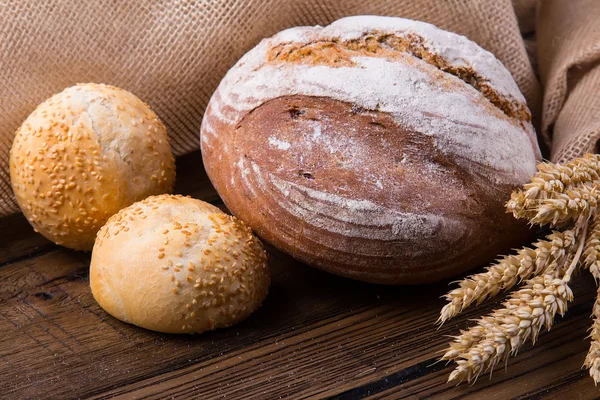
[
  {"xmin": 200, "ymin": 16, "xmax": 542, "ymax": 284},
  {"xmin": 90, "ymin": 195, "xmax": 270, "ymax": 334},
  {"xmin": 10, "ymin": 83, "xmax": 175, "ymax": 250}
]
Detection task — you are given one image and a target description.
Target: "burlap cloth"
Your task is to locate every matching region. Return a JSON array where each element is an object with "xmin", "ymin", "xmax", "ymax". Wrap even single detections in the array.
[{"xmin": 0, "ymin": 0, "xmax": 598, "ymax": 217}]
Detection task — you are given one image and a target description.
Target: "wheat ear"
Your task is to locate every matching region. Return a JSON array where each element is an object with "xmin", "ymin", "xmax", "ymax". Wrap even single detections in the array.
[
  {"xmin": 508, "ymin": 184, "xmax": 598, "ymax": 227},
  {"xmin": 584, "ymin": 215, "xmax": 600, "ymax": 281},
  {"xmin": 507, "ymin": 154, "xmax": 600, "ymax": 227},
  {"xmin": 506, "ymin": 154, "xmax": 600, "ymax": 207},
  {"xmin": 583, "ymin": 214, "xmax": 600, "ymax": 384},
  {"xmin": 442, "ymin": 220, "xmax": 587, "ymax": 384},
  {"xmin": 585, "ymin": 285, "xmax": 600, "ymax": 385},
  {"xmin": 519, "ymin": 154, "xmax": 600, "ymax": 200},
  {"xmin": 439, "ymin": 229, "xmax": 578, "ymax": 323}
]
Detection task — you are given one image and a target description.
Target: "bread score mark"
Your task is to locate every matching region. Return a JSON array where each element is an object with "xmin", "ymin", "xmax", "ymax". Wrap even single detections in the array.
[
  {"xmin": 243, "ymin": 158, "xmax": 466, "ymax": 245},
  {"xmin": 267, "ymin": 32, "xmax": 530, "ymax": 124}
]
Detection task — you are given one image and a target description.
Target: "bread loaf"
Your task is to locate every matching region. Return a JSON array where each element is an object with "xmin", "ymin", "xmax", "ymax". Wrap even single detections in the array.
[
  {"xmin": 200, "ymin": 16, "xmax": 541, "ymax": 284},
  {"xmin": 90, "ymin": 195, "xmax": 270, "ymax": 334},
  {"xmin": 10, "ymin": 83, "xmax": 175, "ymax": 250}
]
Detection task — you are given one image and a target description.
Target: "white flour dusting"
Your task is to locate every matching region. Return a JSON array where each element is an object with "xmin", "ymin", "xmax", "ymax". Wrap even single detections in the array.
[
  {"xmin": 268, "ymin": 136, "xmax": 291, "ymax": 150},
  {"xmin": 267, "ymin": 168, "xmax": 464, "ymax": 241},
  {"xmin": 270, "ymin": 16, "xmax": 526, "ymax": 103},
  {"xmin": 210, "ymin": 55, "xmax": 536, "ymax": 184},
  {"xmin": 310, "ymin": 122, "xmax": 322, "ymax": 139},
  {"xmin": 200, "ymin": 16, "xmax": 541, "ymax": 248},
  {"xmin": 203, "ymin": 16, "xmax": 538, "ymax": 186}
]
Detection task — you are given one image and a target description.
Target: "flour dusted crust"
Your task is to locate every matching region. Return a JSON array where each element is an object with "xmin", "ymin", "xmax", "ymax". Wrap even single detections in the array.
[{"xmin": 200, "ymin": 16, "xmax": 541, "ymax": 284}]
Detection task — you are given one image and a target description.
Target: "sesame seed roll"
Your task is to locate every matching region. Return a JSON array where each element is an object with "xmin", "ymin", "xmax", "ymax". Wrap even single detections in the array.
[
  {"xmin": 10, "ymin": 83, "xmax": 175, "ymax": 250},
  {"xmin": 90, "ymin": 194, "xmax": 270, "ymax": 334}
]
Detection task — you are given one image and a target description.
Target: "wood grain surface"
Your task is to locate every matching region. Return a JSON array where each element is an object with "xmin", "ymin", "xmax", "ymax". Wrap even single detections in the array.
[{"xmin": 1, "ymin": 151, "xmax": 598, "ymax": 400}]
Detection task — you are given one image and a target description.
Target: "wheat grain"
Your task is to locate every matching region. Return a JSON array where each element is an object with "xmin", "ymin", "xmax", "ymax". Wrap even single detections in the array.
[
  {"xmin": 442, "ymin": 273, "xmax": 573, "ymax": 383},
  {"xmin": 584, "ymin": 215, "xmax": 600, "ymax": 281},
  {"xmin": 585, "ymin": 285, "xmax": 600, "ymax": 385},
  {"xmin": 507, "ymin": 154, "xmax": 600, "ymax": 227},
  {"xmin": 439, "ymin": 229, "xmax": 577, "ymax": 323},
  {"xmin": 443, "ymin": 221, "xmax": 586, "ymax": 384},
  {"xmin": 508, "ymin": 184, "xmax": 598, "ymax": 227}
]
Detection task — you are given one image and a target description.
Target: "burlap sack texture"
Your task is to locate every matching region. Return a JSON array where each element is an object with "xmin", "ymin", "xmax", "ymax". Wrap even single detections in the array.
[{"xmin": 0, "ymin": 0, "xmax": 598, "ymax": 217}]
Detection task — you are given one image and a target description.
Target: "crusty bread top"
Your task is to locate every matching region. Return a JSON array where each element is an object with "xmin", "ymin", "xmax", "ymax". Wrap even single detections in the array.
[
  {"xmin": 270, "ymin": 16, "xmax": 529, "ymax": 113},
  {"xmin": 202, "ymin": 16, "xmax": 540, "ymax": 187}
]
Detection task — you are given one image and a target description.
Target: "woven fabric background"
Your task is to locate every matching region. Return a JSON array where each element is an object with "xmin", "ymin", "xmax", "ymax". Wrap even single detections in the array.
[
  {"xmin": 0, "ymin": 0, "xmax": 598, "ymax": 216},
  {"xmin": 536, "ymin": 0, "xmax": 600, "ymax": 162}
]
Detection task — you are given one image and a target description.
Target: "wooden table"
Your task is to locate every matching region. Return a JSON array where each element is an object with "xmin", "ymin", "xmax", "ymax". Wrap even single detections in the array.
[{"xmin": 2, "ymin": 151, "xmax": 599, "ymax": 399}]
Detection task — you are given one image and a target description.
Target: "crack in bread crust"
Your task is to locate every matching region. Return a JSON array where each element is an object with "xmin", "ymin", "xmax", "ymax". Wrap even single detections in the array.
[{"xmin": 267, "ymin": 32, "xmax": 531, "ymax": 123}]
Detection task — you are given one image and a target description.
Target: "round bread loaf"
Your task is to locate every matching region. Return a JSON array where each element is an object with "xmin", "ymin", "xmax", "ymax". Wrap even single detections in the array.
[
  {"xmin": 10, "ymin": 83, "xmax": 175, "ymax": 250},
  {"xmin": 200, "ymin": 16, "xmax": 541, "ymax": 284},
  {"xmin": 90, "ymin": 194, "xmax": 270, "ymax": 334}
]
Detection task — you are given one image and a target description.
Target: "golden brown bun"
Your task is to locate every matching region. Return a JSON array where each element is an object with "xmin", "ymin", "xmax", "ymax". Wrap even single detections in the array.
[
  {"xmin": 90, "ymin": 194, "xmax": 270, "ymax": 334},
  {"xmin": 10, "ymin": 83, "xmax": 175, "ymax": 250},
  {"xmin": 200, "ymin": 16, "xmax": 541, "ymax": 284}
]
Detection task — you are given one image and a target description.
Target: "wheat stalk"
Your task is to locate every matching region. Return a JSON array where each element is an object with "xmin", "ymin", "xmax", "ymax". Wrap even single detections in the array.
[
  {"xmin": 585, "ymin": 285, "xmax": 600, "ymax": 385},
  {"xmin": 507, "ymin": 154, "xmax": 600, "ymax": 227},
  {"xmin": 584, "ymin": 215, "xmax": 600, "ymax": 281},
  {"xmin": 439, "ymin": 229, "xmax": 578, "ymax": 323},
  {"xmin": 441, "ymin": 154, "xmax": 600, "ymax": 388},
  {"xmin": 442, "ymin": 220, "xmax": 587, "ymax": 384},
  {"xmin": 523, "ymin": 154, "xmax": 600, "ymax": 199},
  {"xmin": 508, "ymin": 184, "xmax": 598, "ymax": 227}
]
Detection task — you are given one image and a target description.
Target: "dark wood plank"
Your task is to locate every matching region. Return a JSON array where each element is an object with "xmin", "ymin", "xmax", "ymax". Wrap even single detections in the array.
[
  {"xmin": 87, "ymin": 277, "xmax": 598, "ymax": 400},
  {"xmin": 364, "ymin": 280, "xmax": 596, "ymax": 400},
  {"xmin": 0, "ymin": 240, "xmax": 441, "ymax": 399},
  {"xmin": 0, "ymin": 213, "xmax": 53, "ymax": 266},
  {"xmin": 1, "ymin": 150, "xmax": 600, "ymax": 399},
  {"xmin": 171, "ymin": 151, "xmax": 220, "ymax": 204}
]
